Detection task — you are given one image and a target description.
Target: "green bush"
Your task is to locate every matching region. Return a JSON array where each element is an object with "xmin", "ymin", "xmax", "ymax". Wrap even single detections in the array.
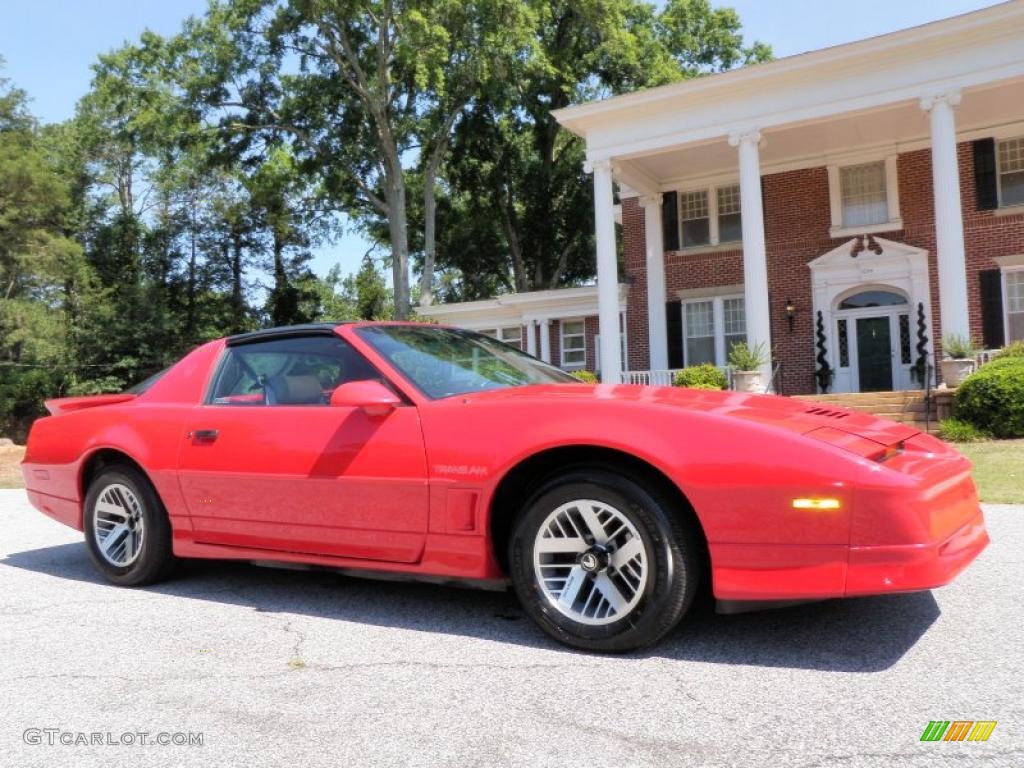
[
  {"xmin": 953, "ymin": 357, "xmax": 1024, "ymax": 438},
  {"xmin": 572, "ymin": 370, "xmax": 599, "ymax": 383},
  {"xmin": 673, "ymin": 364, "xmax": 727, "ymax": 390},
  {"xmin": 937, "ymin": 418, "xmax": 991, "ymax": 443},
  {"xmin": 993, "ymin": 340, "xmax": 1024, "ymax": 360}
]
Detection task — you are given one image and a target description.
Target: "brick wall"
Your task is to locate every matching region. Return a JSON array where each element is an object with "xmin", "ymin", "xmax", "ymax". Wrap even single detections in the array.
[{"xmin": 622, "ymin": 139, "xmax": 1024, "ymax": 394}]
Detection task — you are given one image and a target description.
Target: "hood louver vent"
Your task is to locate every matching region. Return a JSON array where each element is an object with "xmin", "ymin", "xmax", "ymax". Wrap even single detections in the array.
[{"xmin": 804, "ymin": 406, "xmax": 850, "ymax": 419}]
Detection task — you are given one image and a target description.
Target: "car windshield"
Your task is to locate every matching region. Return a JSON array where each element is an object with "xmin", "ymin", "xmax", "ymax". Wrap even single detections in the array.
[{"xmin": 356, "ymin": 325, "xmax": 579, "ymax": 399}]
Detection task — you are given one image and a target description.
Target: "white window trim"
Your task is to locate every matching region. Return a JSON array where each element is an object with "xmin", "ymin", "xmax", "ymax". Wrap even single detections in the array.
[
  {"xmin": 680, "ymin": 293, "xmax": 745, "ymax": 367},
  {"xmin": 674, "ymin": 182, "xmax": 743, "ymax": 251},
  {"xmin": 559, "ymin": 317, "xmax": 587, "ymax": 370},
  {"xmin": 1003, "ymin": 264, "xmax": 1024, "ymax": 344},
  {"xmin": 828, "ymin": 154, "xmax": 902, "ymax": 238},
  {"xmin": 996, "ymin": 136, "xmax": 1024, "ymax": 213}
]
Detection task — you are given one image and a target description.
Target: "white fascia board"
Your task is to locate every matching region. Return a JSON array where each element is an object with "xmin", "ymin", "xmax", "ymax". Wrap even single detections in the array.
[
  {"xmin": 555, "ymin": 2, "xmax": 1024, "ymax": 135},
  {"xmin": 561, "ymin": 9, "xmax": 1024, "ymax": 163}
]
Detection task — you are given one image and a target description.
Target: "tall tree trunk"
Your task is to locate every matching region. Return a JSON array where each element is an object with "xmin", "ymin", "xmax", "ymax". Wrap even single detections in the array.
[
  {"xmin": 383, "ymin": 164, "xmax": 411, "ymax": 320},
  {"xmin": 419, "ymin": 108, "xmax": 462, "ymax": 307}
]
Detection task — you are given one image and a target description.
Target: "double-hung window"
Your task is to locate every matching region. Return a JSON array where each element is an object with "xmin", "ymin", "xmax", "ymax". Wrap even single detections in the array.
[
  {"xmin": 675, "ymin": 184, "xmax": 742, "ymax": 249},
  {"xmin": 828, "ymin": 156, "xmax": 901, "ymax": 236},
  {"xmin": 997, "ymin": 138, "xmax": 1024, "ymax": 208},
  {"xmin": 479, "ymin": 326, "xmax": 523, "ymax": 349},
  {"xmin": 560, "ymin": 320, "xmax": 586, "ymax": 369},
  {"xmin": 681, "ymin": 295, "xmax": 746, "ymax": 367},
  {"xmin": 1005, "ymin": 268, "xmax": 1024, "ymax": 342}
]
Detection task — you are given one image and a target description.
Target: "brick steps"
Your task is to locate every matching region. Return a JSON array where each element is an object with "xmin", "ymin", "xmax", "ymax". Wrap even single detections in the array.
[{"xmin": 792, "ymin": 391, "xmax": 939, "ymax": 432}]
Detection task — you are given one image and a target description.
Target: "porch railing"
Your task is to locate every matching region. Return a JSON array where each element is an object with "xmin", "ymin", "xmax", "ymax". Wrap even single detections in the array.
[{"xmin": 620, "ymin": 369, "xmax": 685, "ymax": 386}]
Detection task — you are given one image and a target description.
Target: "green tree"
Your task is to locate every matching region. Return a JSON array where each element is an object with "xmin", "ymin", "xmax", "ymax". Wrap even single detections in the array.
[
  {"xmin": 180, "ymin": 0, "xmax": 536, "ymax": 318},
  {"xmin": 0, "ymin": 67, "xmax": 90, "ymax": 439},
  {"xmin": 431, "ymin": 0, "xmax": 771, "ymax": 299}
]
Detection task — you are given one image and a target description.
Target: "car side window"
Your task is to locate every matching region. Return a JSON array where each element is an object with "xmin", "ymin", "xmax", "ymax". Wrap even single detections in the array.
[{"xmin": 210, "ymin": 335, "xmax": 381, "ymax": 406}]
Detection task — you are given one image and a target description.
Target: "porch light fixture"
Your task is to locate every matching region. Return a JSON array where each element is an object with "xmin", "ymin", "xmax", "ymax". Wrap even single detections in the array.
[{"xmin": 784, "ymin": 298, "xmax": 796, "ymax": 331}]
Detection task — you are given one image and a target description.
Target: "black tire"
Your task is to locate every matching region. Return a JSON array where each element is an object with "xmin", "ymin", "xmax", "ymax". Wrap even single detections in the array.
[
  {"xmin": 509, "ymin": 469, "xmax": 701, "ymax": 653},
  {"xmin": 83, "ymin": 465, "xmax": 177, "ymax": 586}
]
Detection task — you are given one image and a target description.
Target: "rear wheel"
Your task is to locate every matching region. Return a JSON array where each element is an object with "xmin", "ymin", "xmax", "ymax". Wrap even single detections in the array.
[
  {"xmin": 83, "ymin": 465, "xmax": 176, "ymax": 586},
  {"xmin": 509, "ymin": 470, "xmax": 700, "ymax": 652}
]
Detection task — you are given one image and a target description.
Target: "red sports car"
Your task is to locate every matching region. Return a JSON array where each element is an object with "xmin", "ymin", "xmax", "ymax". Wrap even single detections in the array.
[{"xmin": 22, "ymin": 322, "xmax": 989, "ymax": 652}]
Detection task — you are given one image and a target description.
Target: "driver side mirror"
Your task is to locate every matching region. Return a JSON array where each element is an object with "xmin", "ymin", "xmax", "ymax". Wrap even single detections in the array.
[{"xmin": 329, "ymin": 379, "xmax": 401, "ymax": 417}]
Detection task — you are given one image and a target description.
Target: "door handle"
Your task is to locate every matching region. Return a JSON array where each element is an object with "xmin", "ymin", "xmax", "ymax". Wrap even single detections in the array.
[{"xmin": 189, "ymin": 429, "xmax": 219, "ymax": 442}]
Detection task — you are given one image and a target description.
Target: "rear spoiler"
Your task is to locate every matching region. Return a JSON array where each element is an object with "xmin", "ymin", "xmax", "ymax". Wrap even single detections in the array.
[{"xmin": 44, "ymin": 393, "xmax": 137, "ymax": 416}]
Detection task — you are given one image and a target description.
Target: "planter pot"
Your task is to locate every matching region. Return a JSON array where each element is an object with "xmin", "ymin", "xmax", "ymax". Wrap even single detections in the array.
[
  {"xmin": 731, "ymin": 370, "xmax": 762, "ymax": 393},
  {"xmin": 939, "ymin": 358, "xmax": 976, "ymax": 388}
]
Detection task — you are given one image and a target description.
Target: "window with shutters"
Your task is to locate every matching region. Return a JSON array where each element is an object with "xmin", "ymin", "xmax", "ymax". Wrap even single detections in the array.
[
  {"xmin": 670, "ymin": 183, "xmax": 742, "ymax": 250},
  {"xmin": 680, "ymin": 191, "xmax": 711, "ymax": 248},
  {"xmin": 997, "ymin": 138, "xmax": 1024, "ymax": 208},
  {"xmin": 681, "ymin": 295, "xmax": 746, "ymax": 366},
  {"xmin": 1005, "ymin": 269, "xmax": 1024, "ymax": 342}
]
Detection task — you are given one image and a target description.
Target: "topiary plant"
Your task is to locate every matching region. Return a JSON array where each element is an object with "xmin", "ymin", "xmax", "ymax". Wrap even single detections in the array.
[
  {"xmin": 953, "ymin": 357, "xmax": 1024, "ymax": 438},
  {"xmin": 673, "ymin": 364, "xmax": 728, "ymax": 390},
  {"xmin": 571, "ymin": 370, "xmax": 599, "ymax": 383}
]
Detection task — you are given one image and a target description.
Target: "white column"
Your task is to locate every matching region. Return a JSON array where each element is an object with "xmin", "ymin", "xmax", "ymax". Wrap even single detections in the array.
[
  {"xmin": 525, "ymin": 318, "xmax": 537, "ymax": 357},
  {"xmin": 921, "ymin": 90, "xmax": 970, "ymax": 342},
  {"xmin": 729, "ymin": 129, "xmax": 773, "ymax": 387},
  {"xmin": 586, "ymin": 158, "xmax": 622, "ymax": 382},
  {"xmin": 539, "ymin": 320, "xmax": 552, "ymax": 364},
  {"xmin": 640, "ymin": 194, "xmax": 668, "ymax": 371}
]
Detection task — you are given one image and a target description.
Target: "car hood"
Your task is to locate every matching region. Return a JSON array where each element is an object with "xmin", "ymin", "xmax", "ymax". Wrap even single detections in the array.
[{"xmin": 457, "ymin": 384, "xmax": 918, "ymax": 447}]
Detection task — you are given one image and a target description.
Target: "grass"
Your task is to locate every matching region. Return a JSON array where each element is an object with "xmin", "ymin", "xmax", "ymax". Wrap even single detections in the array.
[
  {"xmin": 953, "ymin": 439, "xmax": 1024, "ymax": 505},
  {"xmin": 2, "ymin": 437, "xmax": 1020, "ymax": 503},
  {"xmin": 0, "ymin": 445, "xmax": 25, "ymax": 489}
]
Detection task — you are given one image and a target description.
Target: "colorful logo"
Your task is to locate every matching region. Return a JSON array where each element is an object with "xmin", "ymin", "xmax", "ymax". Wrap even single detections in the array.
[{"xmin": 920, "ymin": 721, "xmax": 997, "ymax": 742}]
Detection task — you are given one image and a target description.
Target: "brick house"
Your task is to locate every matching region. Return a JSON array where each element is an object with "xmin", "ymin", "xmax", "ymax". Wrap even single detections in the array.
[{"xmin": 421, "ymin": 4, "xmax": 1024, "ymax": 394}]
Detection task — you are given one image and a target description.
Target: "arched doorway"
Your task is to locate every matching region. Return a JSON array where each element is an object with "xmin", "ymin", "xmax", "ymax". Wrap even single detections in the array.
[
  {"xmin": 808, "ymin": 237, "xmax": 934, "ymax": 393},
  {"xmin": 833, "ymin": 289, "xmax": 910, "ymax": 392}
]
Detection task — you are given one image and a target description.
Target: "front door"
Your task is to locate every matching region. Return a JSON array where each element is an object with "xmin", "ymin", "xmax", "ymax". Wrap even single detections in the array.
[
  {"xmin": 177, "ymin": 333, "xmax": 429, "ymax": 563},
  {"xmin": 856, "ymin": 316, "xmax": 893, "ymax": 392}
]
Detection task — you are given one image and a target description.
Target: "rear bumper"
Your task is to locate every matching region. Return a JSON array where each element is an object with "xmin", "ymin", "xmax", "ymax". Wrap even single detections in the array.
[
  {"xmin": 25, "ymin": 489, "xmax": 83, "ymax": 531},
  {"xmin": 845, "ymin": 508, "xmax": 989, "ymax": 596}
]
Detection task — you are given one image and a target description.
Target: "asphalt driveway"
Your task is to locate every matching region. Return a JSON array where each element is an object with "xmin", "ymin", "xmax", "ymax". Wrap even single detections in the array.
[{"xmin": 1, "ymin": 489, "xmax": 1021, "ymax": 767}]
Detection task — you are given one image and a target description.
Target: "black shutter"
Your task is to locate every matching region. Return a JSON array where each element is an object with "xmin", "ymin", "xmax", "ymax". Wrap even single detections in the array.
[
  {"xmin": 666, "ymin": 300, "xmax": 683, "ymax": 369},
  {"xmin": 979, "ymin": 269, "xmax": 1005, "ymax": 349},
  {"xmin": 662, "ymin": 191, "xmax": 679, "ymax": 251},
  {"xmin": 973, "ymin": 138, "xmax": 998, "ymax": 211}
]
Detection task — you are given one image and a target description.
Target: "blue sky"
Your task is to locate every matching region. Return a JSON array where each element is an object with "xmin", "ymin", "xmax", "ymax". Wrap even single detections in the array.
[{"xmin": 0, "ymin": 0, "xmax": 1003, "ymax": 279}]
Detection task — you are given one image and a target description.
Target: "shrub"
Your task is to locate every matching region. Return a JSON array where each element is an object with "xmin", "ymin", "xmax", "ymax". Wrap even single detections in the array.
[
  {"xmin": 937, "ymin": 418, "xmax": 991, "ymax": 443},
  {"xmin": 993, "ymin": 340, "xmax": 1024, "ymax": 360},
  {"xmin": 727, "ymin": 341, "xmax": 768, "ymax": 371},
  {"xmin": 572, "ymin": 370, "xmax": 598, "ymax": 383},
  {"xmin": 953, "ymin": 357, "xmax": 1024, "ymax": 438},
  {"xmin": 673, "ymin": 364, "xmax": 727, "ymax": 390},
  {"xmin": 941, "ymin": 334, "xmax": 981, "ymax": 359}
]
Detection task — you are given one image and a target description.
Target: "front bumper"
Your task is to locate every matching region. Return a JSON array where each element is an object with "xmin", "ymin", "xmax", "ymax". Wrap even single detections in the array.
[{"xmin": 844, "ymin": 509, "xmax": 989, "ymax": 596}]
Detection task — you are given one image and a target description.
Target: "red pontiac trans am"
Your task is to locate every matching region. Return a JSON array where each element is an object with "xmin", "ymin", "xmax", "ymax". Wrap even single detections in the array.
[{"xmin": 22, "ymin": 322, "xmax": 989, "ymax": 652}]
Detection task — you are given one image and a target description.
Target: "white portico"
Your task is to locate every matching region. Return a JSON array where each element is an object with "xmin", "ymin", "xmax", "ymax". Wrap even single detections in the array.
[{"xmin": 555, "ymin": 3, "xmax": 1024, "ymax": 385}]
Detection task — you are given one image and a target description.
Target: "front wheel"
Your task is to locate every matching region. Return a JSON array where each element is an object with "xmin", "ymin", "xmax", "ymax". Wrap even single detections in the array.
[
  {"xmin": 83, "ymin": 465, "xmax": 176, "ymax": 586},
  {"xmin": 509, "ymin": 470, "xmax": 701, "ymax": 652}
]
